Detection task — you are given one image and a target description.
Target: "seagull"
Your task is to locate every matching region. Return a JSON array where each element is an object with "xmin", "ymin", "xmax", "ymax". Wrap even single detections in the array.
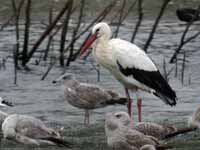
[
  {"xmin": 80, "ymin": 22, "xmax": 177, "ymax": 121},
  {"xmin": 52, "ymin": 73, "xmax": 127, "ymax": 127},
  {"xmin": 105, "ymin": 112, "xmax": 171, "ymax": 150},
  {"xmin": 107, "ymin": 111, "xmax": 199, "ymax": 140},
  {"xmin": 0, "ymin": 97, "xmax": 13, "ymax": 140},
  {"xmin": 0, "ymin": 97, "xmax": 13, "ymax": 125},
  {"xmin": 2, "ymin": 114, "xmax": 72, "ymax": 147},
  {"xmin": 176, "ymin": 6, "xmax": 200, "ymax": 22}
]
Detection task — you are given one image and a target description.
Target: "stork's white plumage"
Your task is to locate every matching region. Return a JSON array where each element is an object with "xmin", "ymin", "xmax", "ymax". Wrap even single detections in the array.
[{"xmin": 80, "ymin": 22, "xmax": 177, "ymax": 121}]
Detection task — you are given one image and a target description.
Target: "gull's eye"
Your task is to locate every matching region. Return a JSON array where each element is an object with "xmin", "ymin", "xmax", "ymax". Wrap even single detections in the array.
[
  {"xmin": 115, "ymin": 114, "xmax": 121, "ymax": 118},
  {"xmin": 62, "ymin": 76, "xmax": 68, "ymax": 80}
]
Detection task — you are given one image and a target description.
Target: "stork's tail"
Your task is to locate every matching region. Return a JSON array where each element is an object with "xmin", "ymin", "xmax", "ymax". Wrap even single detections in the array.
[
  {"xmin": 153, "ymin": 91, "xmax": 177, "ymax": 106},
  {"xmin": 40, "ymin": 137, "xmax": 73, "ymax": 147}
]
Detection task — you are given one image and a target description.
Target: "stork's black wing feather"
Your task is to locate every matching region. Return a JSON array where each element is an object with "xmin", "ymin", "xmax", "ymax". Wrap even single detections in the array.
[{"xmin": 117, "ymin": 61, "xmax": 177, "ymax": 106}]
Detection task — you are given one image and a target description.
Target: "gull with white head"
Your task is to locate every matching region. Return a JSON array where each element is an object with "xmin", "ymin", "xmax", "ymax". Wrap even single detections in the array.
[
  {"xmin": 105, "ymin": 111, "xmax": 171, "ymax": 150},
  {"xmin": 80, "ymin": 22, "xmax": 177, "ymax": 121},
  {"xmin": 106, "ymin": 110, "xmax": 200, "ymax": 141},
  {"xmin": 52, "ymin": 73, "xmax": 127, "ymax": 127}
]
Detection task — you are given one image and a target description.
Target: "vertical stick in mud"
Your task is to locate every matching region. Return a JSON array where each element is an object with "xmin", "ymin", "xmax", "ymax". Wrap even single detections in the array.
[
  {"xmin": 181, "ymin": 52, "xmax": 186, "ymax": 84},
  {"xmin": 22, "ymin": 0, "xmax": 31, "ymax": 66},
  {"xmin": 11, "ymin": 0, "xmax": 25, "ymax": 69},
  {"xmin": 13, "ymin": 44, "xmax": 18, "ymax": 85},
  {"xmin": 169, "ymin": 21, "xmax": 200, "ymax": 63},
  {"xmin": 114, "ymin": 0, "xmax": 126, "ymax": 38},
  {"xmin": 59, "ymin": 0, "xmax": 73, "ymax": 66},
  {"xmin": 25, "ymin": 0, "xmax": 72, "ymax": 66},
  {"xmin": 131, "ymin": 0, "xmax": 143, "ymax": 43},
  {"xmin": 144, "ymin": 0, "xmax": 171, "ymax": 52},
  {"xmin": 66, "ymin": 0, "xmax": 85, "ymax": 66},
  {"xmin": 43, "ymin": 1, "xmax": 54, "ymax": 61}
]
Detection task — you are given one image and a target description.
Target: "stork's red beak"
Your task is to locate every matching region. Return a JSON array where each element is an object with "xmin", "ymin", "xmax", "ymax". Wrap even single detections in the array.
[{"xmin": 80, "ymin": 33, "xmax": 97, "ymax": 57}]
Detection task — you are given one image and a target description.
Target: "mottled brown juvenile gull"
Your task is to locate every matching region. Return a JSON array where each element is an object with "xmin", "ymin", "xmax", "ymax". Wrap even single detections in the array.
[
  {"xmin": 105, "ymin": 112, "xmax": 170, "ymax": 150},
  {"xmin": 109, "ymin": 111, "xmax": 199, "ymax": 140},
  {"xmin": 2, "ymin": 114, "xmax": 72, "ymax": 147},
  {"xmin": 53, "ymin": 73, "xmax": 127, "ymax": 126}
]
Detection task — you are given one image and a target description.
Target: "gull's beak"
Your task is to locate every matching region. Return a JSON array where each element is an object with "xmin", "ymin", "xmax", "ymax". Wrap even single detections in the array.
[
  {"xmin": 52, "ymin": 74, "xmax": 66, "ymax": 84},
  {"xmin": 0, "ymin": 100, "xmax": 13, "ymax": 107},
  {"xmin": 52, "ymin": 75, "xmax": 63, "ymax": 84},
  {"xmin": 80, "ymin": 32, "xmax": 97, "ymax": 57}
]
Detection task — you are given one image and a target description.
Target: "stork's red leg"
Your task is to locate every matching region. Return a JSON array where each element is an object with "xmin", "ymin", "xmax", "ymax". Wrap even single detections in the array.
[
  {"xmin": 125, "ymin": 88, "xmax": 132, "ymax": 117},
  {"xmin": 137, "ymin": 98, "xmax": 142, "ymax": 122}
]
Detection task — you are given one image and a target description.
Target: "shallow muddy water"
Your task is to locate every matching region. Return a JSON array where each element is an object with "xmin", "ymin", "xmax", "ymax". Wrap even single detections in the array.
[{"xmin": 0, "ymin": 18, "xmax": 200, "ymax": 150}]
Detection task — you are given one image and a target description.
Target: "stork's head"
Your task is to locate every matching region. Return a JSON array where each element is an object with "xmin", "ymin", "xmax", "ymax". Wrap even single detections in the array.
[
  {"xmin": 92, "ymin": 22, "xmax": 111, "ymax": 40},
  {"xmin": 105, "ymin": 111, "xmax": 131, "ymax": 130},
  {"xmin": 80, "ymin": 22, "xmax": 111, "ymax": 56},
  {"xmin": 0, "ymin": 97, "xmax": 13, "ymax": 107}
]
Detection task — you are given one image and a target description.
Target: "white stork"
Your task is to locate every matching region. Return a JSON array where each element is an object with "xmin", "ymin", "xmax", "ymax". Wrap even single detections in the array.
[{"xmin": 80, "ymin": 22, "xmax": 177, "ymax": 122}]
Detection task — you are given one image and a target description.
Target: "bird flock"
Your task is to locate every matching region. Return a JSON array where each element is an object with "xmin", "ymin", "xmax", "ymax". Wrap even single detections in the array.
[{"xmin": 0, "ymin": 21, "xmax": 199, "ymax": 150}]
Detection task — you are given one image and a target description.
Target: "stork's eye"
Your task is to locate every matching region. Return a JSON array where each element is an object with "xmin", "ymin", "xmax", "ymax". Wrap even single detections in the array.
[{"xmin": 96, "ymin": 28, "xmax": 100, "ymax": 33}]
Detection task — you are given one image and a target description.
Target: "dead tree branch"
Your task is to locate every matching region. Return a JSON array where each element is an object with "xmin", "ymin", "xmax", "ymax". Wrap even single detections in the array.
[
  {"xmin": 25, "ymin": 0, "xmax": 73, "ymax": 65},
  {"xmin": 170, "ymin": 21, "xmax": 200, "ymax": 63},
  {"xmin": 131, "ymin": 0, "xmax": 143, "ymax": 43},
  {"xmin": 66, "ymin": 0, "xmax": 85, "ymax": 66},
  {"xmin": 59, "ymin": 0, "xmax": 73, "ymax": 66},
  {"xmin": 113, "ymin": 0, "xmax": 126, "ymax": 38},
  {"xmin": 144, "ymin": 0, "xmax": 171, "ymax": 52},
  {"xmin": 0, "ymin": 15, "xmax": 14, "ymax": 31},
  {"xmin": 13, "ymin": 44, "xmax": 18, "ymax": 85},
  {"xmin": 181, "ymin": 52, "xmax": 186, "ymax": 84},
  {"xmin": 43, "ymin": 1, "xmax": 54, "ymax": 61},
  {"xmin": 41, "ymin": 57, "xmax": 56, "ymax": 80},
  {"xmin": 11, "ymin": 0, "xmax": 25, "ymax": 69},
  {"xmin": 21, "ymin": 0, "xmax": 31, "ymax": 66}
]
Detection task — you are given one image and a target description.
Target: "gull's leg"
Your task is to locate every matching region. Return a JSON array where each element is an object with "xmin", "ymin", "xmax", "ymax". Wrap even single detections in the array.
[
  {"xmin": 136, "ymin": 90, "xmax": 142, "ymax": 122},
  {"xmin": 84, "ymin": 110, "xmax": 87, "ymax": 126},
  {"xmin": 125, "ymin": 88, "xmax": 132, "ymax": 117},
  {"xmin": 84, "ymin": 110, "xmax": 90, "ymax": 127}
]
